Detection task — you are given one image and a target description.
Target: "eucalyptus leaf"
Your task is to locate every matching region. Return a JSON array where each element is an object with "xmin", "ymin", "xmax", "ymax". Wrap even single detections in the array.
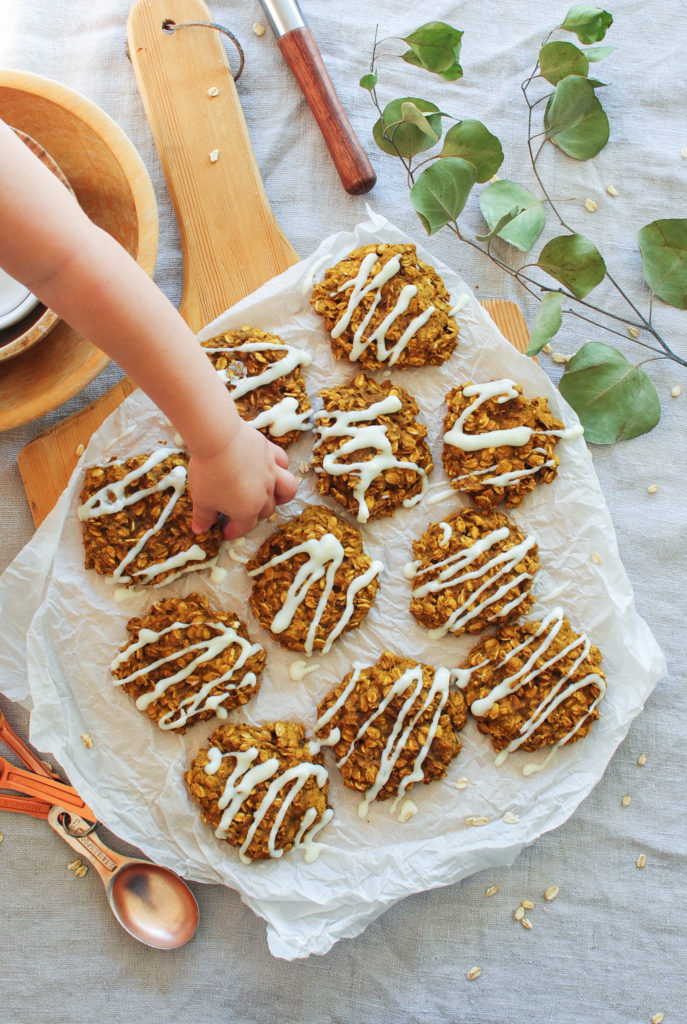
[
  {"xmin": 359, "ymin": 71, "xmax": 378, "ymax": 91},
  {"xmin": 527, "ymin": 293, "xmax": 563, "ymax": 355},
  {"xmin": 373, "ymin": 97, "xmax": 442, "ymax": 159},
  {"xmin": 410, "ymin": 158, "xmax": 477, "ymax": 234},
  {"xmin": 537, "ymin": 234, "xmax": 606, "ymax": 298},
  {"xmin": 401, "ymin": 22, "xmax": 464, "ymax": 81},
  {"xmin": 545, "ymin": 75, "xmax": 597, "ymax": 136},
  {"xmin": 539, "ymin": 41, "xmax": 589, "ymax": 85},
  {"xmin": 475, "ymin": 207, "xmax": 522, "ymax": 242},
  {"xmin": 440, "ymin": 120, "xmax": 504, "ymax": 182},
  {"xmin": 637, "ymin": 219, "xmax": 687, "ymax": 309},
  {"xmin": 479, "ymin": 180, "xmax": 546, "ymax": 252},
  {"xmin": 585, "ymin": 45, "xmax": 615, "ymax": 61},
  {"xmin": 560, "ymin": 4, "xmax": 613, "ymax": 44},
  {"xmin": 559, "ymin": 342, "xmax": 660, "ymax": 443},
  {"xmin": 544, "ymin": 86, "xmax": 609, "ymax": 159},
  {"xmin": 401, "ymin": 101, "xmax": 440, "ymax": 142}
]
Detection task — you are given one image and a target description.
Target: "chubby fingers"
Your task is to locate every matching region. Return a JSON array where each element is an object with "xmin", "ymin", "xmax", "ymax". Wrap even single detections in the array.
[
  {"xmin": 191, "ymin": 501, "xmax": 218, "ymax": 535},
  {"xmin": 275, "ymin": 465, "xmax": 299, "ymax": 505},
  {"xmin": 221, "ymin": 514, "xmax": 258, "ymax": 541}
]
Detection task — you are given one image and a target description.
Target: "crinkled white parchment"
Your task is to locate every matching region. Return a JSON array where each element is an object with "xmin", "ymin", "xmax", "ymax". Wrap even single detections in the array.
[{"xmin": 0, "ymin": 212, "xmax": 666, "ymax": 959}]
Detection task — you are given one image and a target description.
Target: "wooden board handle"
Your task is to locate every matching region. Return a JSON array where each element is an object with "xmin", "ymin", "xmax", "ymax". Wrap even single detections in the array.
[{"xmin": 276, "ymin": 27, "xmax": 376, "ymax": 196}]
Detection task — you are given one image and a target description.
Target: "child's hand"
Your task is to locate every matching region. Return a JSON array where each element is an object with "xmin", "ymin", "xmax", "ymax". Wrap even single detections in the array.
[{"xmin": 187, "ymin": 419, "xmax": 298, "ymax": 540}]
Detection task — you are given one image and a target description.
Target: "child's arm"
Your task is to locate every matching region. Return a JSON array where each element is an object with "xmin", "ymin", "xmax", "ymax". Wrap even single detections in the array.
[{"xmin": 0, "ymin": 119, "xmax": 297, "ymax": 538}]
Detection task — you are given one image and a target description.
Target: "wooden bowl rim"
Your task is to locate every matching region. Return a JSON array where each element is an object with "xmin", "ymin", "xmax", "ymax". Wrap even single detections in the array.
[{"xmin": 0, "ymin": 70, "xmax": 159, "ymax": 430}]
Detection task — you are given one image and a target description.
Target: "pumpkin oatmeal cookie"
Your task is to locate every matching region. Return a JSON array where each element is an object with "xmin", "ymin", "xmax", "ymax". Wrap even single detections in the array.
[
  {"xmin": 310, "ymin": 243, "xmax": 458, "ymax": 369},
  {"xmin": 314, "ymin": 651, "xmax": 467, "ymax": 816},
  {"xmin": 406, "ymin": 507, "xmax": 539, "ymax": 639},
  {"xmin": 312, "ymin": 372, "xmax": 433, "ymax": 522},
  {"xmin": 185, "ymin": 721, "xmax": 333, "ymax": 863},
  {"xmin": 78, "ymin": 449, "xmax": 220, "ymax": 587},
  {"xmin": 111, "ymin": 593, "xmax": 266, "ymax": 732},
  {"xmin": 461, "ymin": 608, "xmax": 606, "ymax": 763},
  {"xmin": 442, "ymin": 378, "xmax": 582, "ymax": 509},
  {"xmin": 247, "ymin": 504, "xmax": 382, "ymax": 655},
  {"xmin": 200, "ymin": 326, "xmax": 313, "ymax": 447}
]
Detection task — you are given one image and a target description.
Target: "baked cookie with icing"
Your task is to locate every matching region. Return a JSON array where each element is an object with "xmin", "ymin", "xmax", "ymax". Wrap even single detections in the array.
[
  {"xmin": 461, "ymin": 608, "xmax": 606, "ymax": 765},
  {"xmin": 201, "ymin": 326, "xmax": 313, "ymax": 447},
  {"xmin": 441, "ymin": 378, "xmax": 583, "ymax": 509},
  {"xmin": 314, "ymin": 651, "xmax": 467, "ymax": 818},
  {"xmin": 406, "ymin": 507, "xmax": 539, "ymax": 639},
  {"xmin": 111, "ymin": 593, "xmax": 266, "ymax": 732},
  {"xmin": 310, "ymin": 243, "xmax": 458, "ymax": 369},
  {"xmin": 78, "ymin": 449, "xmax": 221, "ymax": 588},
  {"xmin": 185, "ymin": 721, "xmax": 333, "ymax": 863},
  {"xmin": 247, "ymin": 504, "xmax": 382, "ymax": 655},
  {"xmin": 312, "ymin": 373, "xmax": 433, "ymax": 522}
]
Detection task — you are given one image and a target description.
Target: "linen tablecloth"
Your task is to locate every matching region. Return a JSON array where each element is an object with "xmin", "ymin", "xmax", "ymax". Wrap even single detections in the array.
[{"xmin": 1, "ymin": 1, "xmax": 685, "ymax": 1021}]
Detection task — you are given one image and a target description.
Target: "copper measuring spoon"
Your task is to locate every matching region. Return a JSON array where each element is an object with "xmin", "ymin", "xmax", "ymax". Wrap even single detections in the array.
[{"xmin": 0, "ymin": 708, "xmax": 199, "ymax": 949}]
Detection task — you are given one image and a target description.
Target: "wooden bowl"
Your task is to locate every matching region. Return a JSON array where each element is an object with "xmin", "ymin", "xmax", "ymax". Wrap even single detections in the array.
[{"xmin": 0, "ymin": 71, "xmax": 158, "ymax": 429}]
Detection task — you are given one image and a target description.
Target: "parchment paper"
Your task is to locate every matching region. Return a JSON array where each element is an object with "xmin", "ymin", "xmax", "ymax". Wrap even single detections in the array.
[{"xmin": 0, "ymin": 211, "xmax": 666, "ymax": 959}]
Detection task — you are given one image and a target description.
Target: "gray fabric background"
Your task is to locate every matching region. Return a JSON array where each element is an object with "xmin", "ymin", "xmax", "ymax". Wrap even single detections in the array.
[{"xmin": 0, "ymin": 1, "xmax": 685, "ymax": 1021}]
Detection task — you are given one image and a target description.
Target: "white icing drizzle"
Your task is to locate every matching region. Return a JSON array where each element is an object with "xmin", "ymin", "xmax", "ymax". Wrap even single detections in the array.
[
  {"xmin": 449, "ymin": 292, "xmax": 471, "ymax": 315},
  {"xmin": 211, "ymin": 565, "xmax": 228, "ymax": 584},
  {"xmin": 101, "ymin": 424, "xmax": 137, "ymax": 453},
  {"xmin": 247, "ymin": 532, "xmax": 383, "ymax": 656},
  {"xmin": 203, "ymin": 340, "xmax": 314, "ymax": 437},
  {"xmin": 330, "ymin": 251, "xmax": 437, "ymax": 365},
  {"xmin": 410, "ymin": 525, "xmax": 537, "ymax": 639},
  {"xmin": 111, "ymin": 620, "xmax": 263, "ymax": 730},
  {"xmin": 205, "ymin": 745, "xmax": 332, "ymax": 863},
  {"xmin": 227, "ymin": 538, "xmax": 250, "ymax": 564},
  {"xmin": 398, "ymin": 799, "xmax": 418, "ymax": 822},
  {"xmin": 303, "ymin": 252, "xmax": 334, "ymax": 296},
  {"xmin": 314, "ymin": 394, "xmax": 429, "ymax": 523},
  {"xmin": 78, "ymin": 449, "xmax": 213, "ymax": 585},
  {"xmin": 467, "ymin": 607, "xmax": 606, "ymax": 769},
  {"xmin": 426, "ymin": 486, "xmax": 456, "ymax": 507},
  {"xmin": 443, "ymin": 378, "xmax": 584, "ymax": 454},
  {"xmin": 438, "ymin": 521, "xmax": 452, "ymax": 547},
  {"xmin": 289, "ymin": 659, "xmax": 321, "ymax": 682},
  {"xmin": 314, "ymin": 661, "xmax": 452, "ymax": 817}
]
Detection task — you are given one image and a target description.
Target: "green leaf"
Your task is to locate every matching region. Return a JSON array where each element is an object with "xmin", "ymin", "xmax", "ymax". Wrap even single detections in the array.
[
  {"xmin": 637, "ymin": 219, "xmax": 687, "ymax": 309},
  {"xmin": 585, "ymin": 45, "xmax": 615, "ymax": 61},
  {"xmin": 409, "ymin": 158, "xmax": 477, "ymax": 234},
  {"xmin": 401, "ymin": 22, "xmax": 463, "ymax": 81},
  {"xmin": 479, "ymin": 180, "xmax": 546, "ymax": 252},
  {"xmin": 559, "ymin": 342, "xmax": 660, "ymax": 443},
  {"xmin": 475, "ymin": 207, "xmax": 523, "ymax": 242},
  {"xmin": 539, "ymin": 41, "xmax": 589, "ymax": 85},
  {"xmin": 537, "ymin": 234, "xmax": 606, "ymax": 298},
  {"xmin": 544, "ymin": 81, "xmax": 609, "ymax": 159},
  {"xmin": 401, "ymin": 101, "xmax": 440, "ymax": 142},
  {"xmin": 527, "ymin": 293, "xmax": 563, "ymax": 355},
  {"xmin": 560, "ymin": 5, "xmax": 613, "ymax": 44},
  {"xmin": 372, "ymin": 97, "xmax": 442, "ymax": 159},
  {"xmin": 440, "ymin": 120, "xmax": 504, "ymax": 182},
  {"xmin": 359, "ymin": 71, "xmax": 378, "ymax": 91}
]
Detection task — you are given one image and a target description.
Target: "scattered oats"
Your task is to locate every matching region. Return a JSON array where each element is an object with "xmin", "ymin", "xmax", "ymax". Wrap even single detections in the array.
[
  {"xmin": 628, "ymin": 325, "xmax": 640, "ymax": 338},
  {"xmin": 514, "ymin": 905, "xmax": 525, "ymax": 921},
  {"xmin": 682, "ymin": 146, "xmax": 687, "ymax": 159},
  {"xmin": 268, "ymin": 512, "xmax": 278, "ymax": 522},
  {"xmin": 209, "ymin": 149, "xmax": 220, "ymax": 163},
  {"xmin": 207, "ymin": 86, "xmax": 220, "ymax": 97},
  {"xmin": 591, "ymin": 552, "xmax": 602, "ymax": 565},
  {"xmin": 382, "ymin": 369, "xmax": 392, "ymax": 379},
  {"xmin": 521, "ymin": 916, "xmax": 533, "ymax": 930},
  {"xmin": 502, "ymin": 811, "xmax": 519, "ymax": 824},
  {"xmin": 584, "ymin": 198, "xmax": 597, "ymax": 212},
  {"xmin": 0, "ymin": 832, "xmax": 4, "ymax": 845},
  {"xmin": 467, "ymin": 966, "xmax": 482, "ymax": 981},
  {"xmin": 605, "ymin": 184, "xmax": 618, "ymax": 196},
  {"xmin": 253, "ymin": 21, "xmax": 266, "ymax": 36},
  {"xmin": 296, "ymin": 474, "xmax": 303, "ymax": 485},
  {"xmin": 622, "ymin": 794, "xmax": 632, "ymax": 807},
  {"xmin": 485, "ymin": 885, "xmax": 499, "ymax": 897},
  {"xmin": 454, "ymin": 777, "xmax": 469, "ymax": 790},
  {"xmin": 544, "ymin": 885, "xmax": 559, "ymax": 901},
  {"xmin": 465, "ymin": 815, "xmax": 489, "ymax": 827},
  {"xmin": 489, "ymin": 174, "xmax": 500, "ymax": 183},
  {"xmin": 41, "ymin": 760, "xmax": 53, "ymax": 773},
  {"xmin": 75, "ymin": 443, "xmax": 85, "ymax": 457},
  {"xmin": 542, "ymin": 343, "xmax": 553, "ymax": 354},
  {"xmin": 74, "ymin": 864, "xmax": 88, "ymax": 878},
  {"xmin": 647, "ymin": 484, "xmax": 659, "ymax": 494},
  {"xmin": 67, "ymin": 859, "xmax": 82, "ymax": 872},
  {"xmin": 551, "ymin": 351, "xmax": 571, "ymax": 364},
  {"xmin": 672, "ymin": 385, "xmax": 682, "ymax": 398},
  {"xmin": 637, "ymin": 853, "xmax": 646, "ymax": 869},
  {"xmin": 651, "ymin": 1014, "xmax": 665, "ymax": 1023},
  {"xmin": 80, "ymin": 733, "xmax": 94, "ymax": 749},
  {"xmin": 637, "ymin": 753, "xmax": 647, "ymax": 766},
  {"xmin": 298, "ymin": 460, "xmax": 310, "ymax": 474},
  {"xmin": 521, "ymin": 899, "xmax": 535, "ymax": 910}
]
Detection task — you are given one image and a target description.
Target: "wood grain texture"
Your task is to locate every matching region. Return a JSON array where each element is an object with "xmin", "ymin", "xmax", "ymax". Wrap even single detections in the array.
[
  {"xmin": 276, "ymin": 27, "xmax": 376, "ymax": 196},
  {"xmin": 17, "ymin": 300, "xmax": 530, "ymax": 526}
]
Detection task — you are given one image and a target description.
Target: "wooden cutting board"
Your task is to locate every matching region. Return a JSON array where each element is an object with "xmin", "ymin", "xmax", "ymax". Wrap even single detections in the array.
[{"xmin": 17, "ymin": 0, "xmax": 530, "ymax": 526}]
